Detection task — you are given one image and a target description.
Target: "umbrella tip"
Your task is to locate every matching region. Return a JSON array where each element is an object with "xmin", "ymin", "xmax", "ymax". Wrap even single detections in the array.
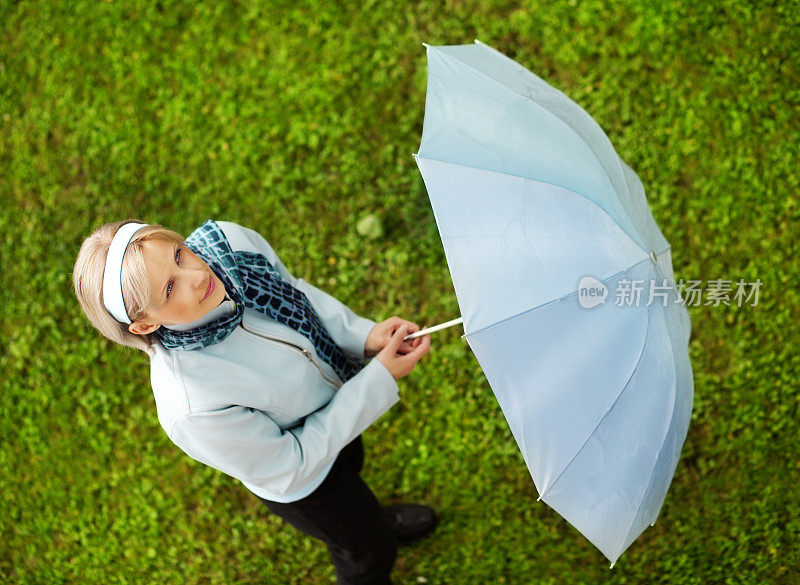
[
  {"xmin": 474, "ymin": 39, "xmax": 482, "ymax": 44},
  {"xmin": 536, "ymin": 495, "xmax": 542, "ymax": 502},
  {"xmin": 421, "ymin": 42, "xmax": 430, "ymax": 48},
  {"xmin": 610, "ymin": 562, "xmax": 615, "ymax": 570}
]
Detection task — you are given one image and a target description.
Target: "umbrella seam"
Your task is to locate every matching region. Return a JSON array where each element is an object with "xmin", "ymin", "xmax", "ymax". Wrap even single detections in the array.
[
  {"xmin": 538, "ymin": 277, "xmax": 653, "ymax": 502},
  {"xmin": 462, "ymin": 250, "xmax": 670, "ymax": 339},
  {"xmin": 618, "ymin": 283, "xmax": 683, "ymax": 555}
]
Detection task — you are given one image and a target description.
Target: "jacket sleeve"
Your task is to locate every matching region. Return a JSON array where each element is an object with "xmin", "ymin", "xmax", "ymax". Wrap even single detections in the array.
[
  {"xmin": 226, "ymin": 221, "xmax": 377, "ymax": 360},
  {"xmin": 168, "ymin": 358, "xmax": 400, "ymax": 500}
]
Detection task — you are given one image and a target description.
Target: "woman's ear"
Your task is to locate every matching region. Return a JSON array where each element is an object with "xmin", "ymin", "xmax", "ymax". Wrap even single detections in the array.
[{"xmin": 128, "ymin": 321, "xmax": 160, "ymax": 336}]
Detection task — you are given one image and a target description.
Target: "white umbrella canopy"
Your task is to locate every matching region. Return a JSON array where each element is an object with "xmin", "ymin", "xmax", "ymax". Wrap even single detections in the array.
[{"xmin": 412, "ymin": 40, "xmax": 694, "ymax": 565}]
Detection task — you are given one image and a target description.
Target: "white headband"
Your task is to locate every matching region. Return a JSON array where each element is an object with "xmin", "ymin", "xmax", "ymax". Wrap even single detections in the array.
[{"xmin": 103, "ymin": 222, "xmax": 149, "ymax": 324}]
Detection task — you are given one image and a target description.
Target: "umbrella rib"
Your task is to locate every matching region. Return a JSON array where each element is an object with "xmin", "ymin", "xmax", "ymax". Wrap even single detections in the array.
[
  {"xmin": 414, "ymin": 154, "xmax": 597, "ymax": 208},
  {"xmin": 462, "ymin": 252, "xmax": 667, "ymax": 339},
  {"xmin": 619, "ymin": 294, "xmax": 682, "ymax": 551},
  {"xmin": 538, "ymin": 296, "xmax": 653, "ymax": 502}
]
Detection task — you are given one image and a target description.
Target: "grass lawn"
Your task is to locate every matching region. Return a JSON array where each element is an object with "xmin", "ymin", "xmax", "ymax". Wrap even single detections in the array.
[{"xmin": 1, "ymin": 0, "xmax": 798, "ymax": 583}]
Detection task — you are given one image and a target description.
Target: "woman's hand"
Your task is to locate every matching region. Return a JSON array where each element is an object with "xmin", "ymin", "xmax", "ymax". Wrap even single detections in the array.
[
  {"xmin": 374, "ymin": 323, "xmax": 431, "ymax": 380},
  {"xmin": 365, "ymin": 316, "xmax": 424, "ymax": 357}
]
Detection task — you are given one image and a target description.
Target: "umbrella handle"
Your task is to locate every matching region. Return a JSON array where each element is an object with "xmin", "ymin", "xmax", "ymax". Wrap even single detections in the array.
[{"xmin": 403, "ymin": 317, "xmax": 464, "ymax": 341}]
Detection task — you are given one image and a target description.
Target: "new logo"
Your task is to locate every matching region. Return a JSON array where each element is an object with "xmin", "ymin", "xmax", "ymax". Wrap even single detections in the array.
[{"xmin": 578, "ymin": 276, "xmax": 608, "ymax": 309}]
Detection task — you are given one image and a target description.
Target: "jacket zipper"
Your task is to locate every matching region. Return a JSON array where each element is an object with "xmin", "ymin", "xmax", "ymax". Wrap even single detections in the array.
[{"xmin": 239, "ymin": 322, "xmax": 343, "ymax": 389}]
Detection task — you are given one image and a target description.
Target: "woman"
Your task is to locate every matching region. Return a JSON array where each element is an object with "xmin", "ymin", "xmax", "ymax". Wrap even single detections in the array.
[{"xmin": 72, "ymin": 217, "xmax": 435, "ymax": 585}]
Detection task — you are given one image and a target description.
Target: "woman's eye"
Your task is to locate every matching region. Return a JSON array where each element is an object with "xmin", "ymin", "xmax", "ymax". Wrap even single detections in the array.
[{"xmin": 166, "ymin": 247, "xmax": 182, "ymax": 299}]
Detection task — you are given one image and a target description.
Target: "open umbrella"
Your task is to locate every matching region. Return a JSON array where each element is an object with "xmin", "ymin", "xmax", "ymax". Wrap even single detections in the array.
[{"xmin": 407, "ymin": 40, "xmax": 694, "ymax": 566}]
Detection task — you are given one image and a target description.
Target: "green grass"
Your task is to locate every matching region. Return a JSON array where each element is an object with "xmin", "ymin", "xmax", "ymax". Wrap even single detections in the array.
[{"xmin": 2, "ymin": 0, "xmax": 799, "ymax": 583}]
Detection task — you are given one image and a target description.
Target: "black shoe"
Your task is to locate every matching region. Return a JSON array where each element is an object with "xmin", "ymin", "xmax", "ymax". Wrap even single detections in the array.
[{"xmin": 382, "ymin": 504, "xmax": 439, "ymax": 546}]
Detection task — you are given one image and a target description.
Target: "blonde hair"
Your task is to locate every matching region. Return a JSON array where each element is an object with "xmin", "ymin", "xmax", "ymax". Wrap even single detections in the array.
[{"xmin": 72, "ymin": 219, "xmax": 185, "ymax": 358}]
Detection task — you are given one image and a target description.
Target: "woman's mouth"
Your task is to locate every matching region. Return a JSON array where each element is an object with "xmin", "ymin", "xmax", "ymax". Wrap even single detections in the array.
[{"xmin": 202, "ymin": 273, "xmax": 215, "ymax": 301}]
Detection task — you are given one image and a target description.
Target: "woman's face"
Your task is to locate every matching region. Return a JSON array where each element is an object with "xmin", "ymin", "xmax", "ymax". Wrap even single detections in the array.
[{"xmin": 127, "ymin": 238, "xmax": 227, "ymax": 336}]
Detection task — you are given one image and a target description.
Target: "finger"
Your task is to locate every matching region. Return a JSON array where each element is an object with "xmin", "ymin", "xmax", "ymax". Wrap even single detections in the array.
[
  {"xmin": 415, "ymin": 334, "xmax": 431, "ymax": 357},
  {"xmin": 395, "ymin": 319, "xmax": 416, "ymax": 333},
  {"xmin": 398, "ymin": 337, "xmax": 419, "ymax": 354},
  {"xmin": 381, "ymin": 316, "xmax": 401, "ymax": 335},
  {"xmin": 386, "ymin": 323, "xmax": 411, "ymax": 352},
  {"xmin": 398, "ymin": 324, "xmax": 418, "ymax": 353},
  {"xmin": 399, "ymin": 333, "xmax": 430, "ymax": 362},
  {"xmin": 383, "ymin": 316, "xmax": 402, "ymax": 335},
  {"xmin": 388, "ymin": 323, "xmax": 408, "ymax": 343},
  {"xmin": 399, "ymin": 322, "xmax": 420, "ymax": 344},
  {"xmin": 400, "ymin": 323, "xmax": 422, "ymax": 353}
]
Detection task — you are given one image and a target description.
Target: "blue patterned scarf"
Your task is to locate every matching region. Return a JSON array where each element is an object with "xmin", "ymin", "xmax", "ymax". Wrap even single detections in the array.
[{"xmin": 154, "ymin": 219, "xmax": 364, "ymax": 383}]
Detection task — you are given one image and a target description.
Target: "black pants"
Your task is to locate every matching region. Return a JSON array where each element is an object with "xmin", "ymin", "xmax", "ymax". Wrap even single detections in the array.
[{"xmin": 256, "ymin": 436, "xmax": 398, "ymax": 585}]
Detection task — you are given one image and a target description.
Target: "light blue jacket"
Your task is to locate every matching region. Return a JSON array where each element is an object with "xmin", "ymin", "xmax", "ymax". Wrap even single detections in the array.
[{"xmin": 148, "ymin": 221, "xmax": 400, "ymax": 503}]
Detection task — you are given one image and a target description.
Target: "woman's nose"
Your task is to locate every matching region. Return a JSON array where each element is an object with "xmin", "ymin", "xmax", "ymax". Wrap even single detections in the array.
[{"xmin": 194, "ymin": 269, "xmax": 207, "ymax": 289}]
